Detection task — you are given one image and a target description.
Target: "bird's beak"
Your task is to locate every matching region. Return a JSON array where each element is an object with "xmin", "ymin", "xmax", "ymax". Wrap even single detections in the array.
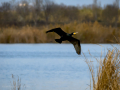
[{"xmin": 73, "ymin": 32, "xmax": 78, "ymax": 35}]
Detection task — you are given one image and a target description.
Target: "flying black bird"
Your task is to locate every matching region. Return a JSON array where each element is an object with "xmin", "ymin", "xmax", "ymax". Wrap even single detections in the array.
[{"xmin": 46, "ymin": 27, "xmax": 81, "ymax": 55}]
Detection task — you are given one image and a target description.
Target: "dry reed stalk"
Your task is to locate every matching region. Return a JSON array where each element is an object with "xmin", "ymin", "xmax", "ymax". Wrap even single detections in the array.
[
  {"xmin": 96, "ymin": 49, "xmax": 120, "ymax": 90},
  {"xmin": 0, "ymin": 22, "xmax": 120, "ymax": 43},
  {"xmin": 11, "ymin": 74, "xmax": 26, "ymax": 90},
  {"xmin": 84, "ymin": 48, "xmax": 120, "ymax": 90}
]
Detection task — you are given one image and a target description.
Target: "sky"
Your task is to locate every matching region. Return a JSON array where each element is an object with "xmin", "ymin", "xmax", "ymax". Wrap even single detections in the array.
[
  {"xmin": 54, "ymin": 0, "xmax": 116, "ymax": 7},
  {"xmin": 0, "ymin": 0, "xmax": 119, "ymax": 7}
]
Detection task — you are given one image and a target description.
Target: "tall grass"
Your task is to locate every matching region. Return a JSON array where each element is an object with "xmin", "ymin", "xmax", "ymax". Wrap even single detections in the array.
[
  {"xmin": 11, "ymin": 74, "xmax": 25, "ymax": 90},
  {"xmin": 0, "ymin": 21, "xmax": 120, "ymax": 43},
  {"xmin": 84, "ymin": 48, "xmax": 120, "ymax": 90}
]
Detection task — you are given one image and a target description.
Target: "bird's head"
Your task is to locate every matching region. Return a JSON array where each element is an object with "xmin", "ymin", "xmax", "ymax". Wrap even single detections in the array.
[
  {"xmin": 73, "ymin": 32, "xmax": 78, "ymax": 35},
  {"xmin": 68, "ymin": 32, "xmax": 78, "ymax": 36}
]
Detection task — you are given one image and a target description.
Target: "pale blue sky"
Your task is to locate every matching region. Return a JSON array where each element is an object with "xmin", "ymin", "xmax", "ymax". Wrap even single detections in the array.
[
  {"xmin": 54, "ymin": 0, "xmax": 116, "ymax": 6},
  {"xmin": 0, "ymin": 0, "xmax": 119, "ymax": 7}
]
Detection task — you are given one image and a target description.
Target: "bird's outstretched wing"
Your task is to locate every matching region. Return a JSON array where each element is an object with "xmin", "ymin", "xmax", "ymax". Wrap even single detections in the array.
[
  {"xmin": 46, "ymin": 28, "xmax": 67, "ymax": 36},
  {"xmin": 67, "ymin": 37, "xmax": 81, "ymax": 55}
]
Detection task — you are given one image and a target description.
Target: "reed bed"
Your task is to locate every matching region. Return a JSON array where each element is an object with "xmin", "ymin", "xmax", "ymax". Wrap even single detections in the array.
[
  {"xmin": 84, "ymin": 48, "xmax": 120, "ymax": 90},
  {"xmin": 0, "ymin": 21, "xmax": 120, "ymax": 43}
]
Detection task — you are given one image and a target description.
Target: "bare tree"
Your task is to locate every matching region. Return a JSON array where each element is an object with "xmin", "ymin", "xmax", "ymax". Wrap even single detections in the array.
[
  {"xmin": 114, "ymin": 0, "xmax": 119, "ymax": 28},
  {"xmin": 93, "ymin": 0, "xmax": 97, "ymax": 20},
  {"xmin": 102, "ymin": 5, "xmax": 118, "ymax": 26},
  {"xmin": 62, "ymin": 6, "xmax": 79, "ymax": 22},
  {"xmin": 15, "ymin": 0, "xmax": 30, "ymax": 25},
  {"xmin": 42, "ymin": 0, "xmax": 54, "ymax": 25},
  {"xmin": 115, "ymin": 0, "xmax": 119, "ymax": 8},
  {"xmin": 32, "ymin": 0, "xmax": 43, "ymax": 26},
  {"xmin": 0, "ymin": 2, "xmax": 12, "ymax": 26}
]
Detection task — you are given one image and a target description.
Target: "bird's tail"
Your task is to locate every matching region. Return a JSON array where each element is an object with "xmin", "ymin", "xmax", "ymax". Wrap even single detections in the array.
[{"xmin": 55, "ymin": 39, "xmax": 62, "ymax": 43}]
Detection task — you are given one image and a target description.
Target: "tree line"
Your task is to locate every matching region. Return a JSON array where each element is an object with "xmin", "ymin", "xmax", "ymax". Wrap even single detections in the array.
[{"xmin": 0, "ymin": 0, "xmax": 119, "ymax": 27}]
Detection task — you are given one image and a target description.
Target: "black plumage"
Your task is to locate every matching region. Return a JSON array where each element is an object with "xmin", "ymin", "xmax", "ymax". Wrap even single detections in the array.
[{"xmin": 46, "ymin": 27, "xmax": 81, "ymax": 55}]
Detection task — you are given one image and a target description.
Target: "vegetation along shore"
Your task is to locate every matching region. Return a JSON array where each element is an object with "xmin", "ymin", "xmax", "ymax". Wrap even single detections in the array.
[
  {"xmin": 0, "ymin": 21, "xmax": 120, "ymax": 43},
  {"xmin": 0, "ymin": 0, "xmax": 120, "ymax": 43}
]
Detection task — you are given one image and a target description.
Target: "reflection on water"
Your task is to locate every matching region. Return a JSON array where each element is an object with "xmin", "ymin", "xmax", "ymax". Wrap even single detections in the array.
[{"xmin": 0, "ymin": 44, "xmax": 118, "ymax": 90}]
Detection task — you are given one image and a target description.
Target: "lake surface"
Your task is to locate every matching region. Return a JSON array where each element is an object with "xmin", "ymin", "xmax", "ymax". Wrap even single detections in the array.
[{"xmin": 0, "ymin": 44, "xmax": 119, "ymax": 90}]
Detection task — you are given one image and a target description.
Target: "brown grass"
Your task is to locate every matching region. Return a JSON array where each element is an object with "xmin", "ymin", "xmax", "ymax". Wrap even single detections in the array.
[
  {"xmin": 11, "ymin": 74, "xmax": 26, "ymax": 90},
  {"xmin": 96, "ymin": 49, "xmax": 120, "ymax": 90},
  {"xmin": 0, "ymin": 21, "xmax": 120, "ymax": 43},
  {"xmin": 84, "ymin": 48, "xmax": 120, "ymax": 90},
  {"xmin": 0, "ymin": 26, "xmax": 47, "ymax": 43}
]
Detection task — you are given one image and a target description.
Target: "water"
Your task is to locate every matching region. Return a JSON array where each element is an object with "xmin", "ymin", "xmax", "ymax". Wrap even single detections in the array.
[{"xmin": 0, "ymin": 44, "xmax": 119, "ymax": 90}]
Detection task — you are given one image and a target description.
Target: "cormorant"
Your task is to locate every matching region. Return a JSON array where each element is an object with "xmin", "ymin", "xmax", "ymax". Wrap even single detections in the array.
[{"xmin": 46, "ymin": 27, "xmax": 81, "ymax": 55}]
